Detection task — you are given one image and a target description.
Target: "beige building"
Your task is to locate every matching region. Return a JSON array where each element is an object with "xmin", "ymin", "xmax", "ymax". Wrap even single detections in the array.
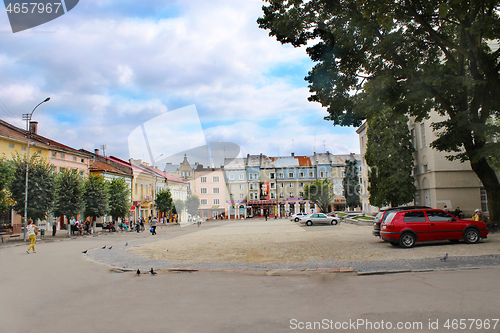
[
  {"xmin": 194, "ymin": 166, "xmax": 227, "ymax": 219},
  {"xmin": 357, "ymin": 111, "xmax": 486, "ymax": 217}
]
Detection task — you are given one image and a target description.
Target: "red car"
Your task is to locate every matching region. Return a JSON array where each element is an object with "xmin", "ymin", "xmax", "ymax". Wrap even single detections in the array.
[{"xmin": 380, "ymin": 209, "xmax": 488, "ymax": 248}]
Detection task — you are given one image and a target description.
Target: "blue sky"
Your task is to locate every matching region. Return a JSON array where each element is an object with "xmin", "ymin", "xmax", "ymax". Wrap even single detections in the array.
[{"xmin": 0, "ymin": 0, "xmax": 360, "ymax": 167}]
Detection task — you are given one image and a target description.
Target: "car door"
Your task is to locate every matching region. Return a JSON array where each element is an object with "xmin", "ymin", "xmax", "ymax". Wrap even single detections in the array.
[
  {"xmin": 402, "ymin": 211, "xmax": 430, "ymax": 241},
  {"xmin": 425, "ymin": 210, "xmax": 463, "ymax": 240},
  {"xmin": 314, "ymin": 213, "xmax": 329, "ymax": 224}
]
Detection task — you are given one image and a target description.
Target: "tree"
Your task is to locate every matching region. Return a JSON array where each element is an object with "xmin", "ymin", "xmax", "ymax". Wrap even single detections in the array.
[
  {"xmin": 83, "ymin": 173, "xmax": 109, "ymax": 223},
  {"xmin": 155, "ymin": 189, "xmax": 173, "ymax": 217},
  {"xmin": 343, "ymin": 159, "xmax": 360, "ymax": 210},
  {"xmin": 0, "ymin": 157, "xmax": 13, "ymax": 212},
  {"xmin": 259, "ymin": 1, "xmax": 500, "ymax": 223},
  {"xmin": 303, "ymin": 179, "xmax": 333, "ymax": 213},
  {"xmin": 365, "ymin": 110, "xmax": 416, "ymax": 208},
  {"xmin": 10, "ymin": 153, "xmax": 55, "ymax": 221},
  {"xmin": 108, "ymin": 177, "xmax": 130, "ymax": 222},
  {"xmin": 185, "ymin": 195, "xmax": 200, "ymax": 216},
  {"xmin": 53, "ymin": 168, "xmax": 84, "ymax": 219}
]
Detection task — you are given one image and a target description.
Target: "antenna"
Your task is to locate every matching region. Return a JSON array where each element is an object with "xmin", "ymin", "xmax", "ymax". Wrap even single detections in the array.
[{"xmin": 100, "ymin": 145, "xmax": 107, "ymax": 157}]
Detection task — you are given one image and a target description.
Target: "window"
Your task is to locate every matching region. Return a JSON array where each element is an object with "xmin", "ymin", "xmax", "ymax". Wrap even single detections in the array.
[
  {"xmin": 249, "ymin": 173, "xmax": 254, "ymax": 180},
  {"xmin": 420, "ymin": 123, "xmax": 426, "ymax": 148},
  {"xmin": 290, "ymin": 192, "xmax": 294, "ymax": 197},
  {"xmin": 249, "ymin": 193, "xmax": 254, "ymax": 200},
  {"xmin": 299, "ymin": 192, "xmax": 304, "ymax": 197},
  {"xmin": 201, "ymin": 188, "xmax": 207, "ymax": 194},
  {"xmin": 239, "ymin": 174, "xmax": 244, "ymax": 180},
  {"xmin": 320, "ymin": 171, "xmax": 324, "ymax": 178},
  {"xmin": 21, "ymin": 146, "xmax": 26, "ymax": 151},
  {"xmin": 229, "ymin": 174, "xmax": 235, "ymax": 180},
  {"xmin": 299, "ymin": 182, "xmax": 304, "ymax": 188},
  {"xmin": 288, "ymin": 172, "xmax": 294, "ymax": 178},
  {"xmin": 249, "ymin": 183, "xmax": 255, "ymax": 190},
  {"xmin": 422, "ymin": 164, "xmax": 428, "ymax": 173},
  {"xmin": 341, "ymin": 170, "xmax": 345, "ymax": 177},
  {"xmin": 278, "ymin": 172, "xmax": 284, "ymax": 179},
  {"xmin": 230, "ymin": 185, "xmax": 234, "ymax": 190},
  {"xmin": 410, "ymin": 128, "xmax": 416, "ymax": 148},
  {"xmin": 8, "ymin": 143, "xmax": 14, "ymax": 148},
  {"xmin": 37, "ymin": 150, "xmax": 42, "ymax": 154},
  {"xmin": 289, "ymin": 183, "xmax": 294, "ymax": 188},
  {"xmin": 213, "ymin": 188, "xmax": 219, "ymax": 194},
  {"xmin": 279, "ymin": 192, "xmax": 284, "ymax": 198},
  {"xmin": 299, "ymin": 172, "xmax": 304, "ymax": 178},
  {"xmin": 481, "ymin": 188, "xmax": 488, "ymax": 212},
  {"xmin": 200, "ymin": 199, "xmax": 207, "ymax": 205},
  {"xmin": 60, "ymin": 154, "xmax": 65, "ymax": 159},
  {"xmin": 239, "ymin": 193, "xmax": 244, "ymax": 199},
  {"xmin": 427, "ymin": 210, "xmax": 455, "ymax": 222},
  {"xmin": 270, "ymin": 183, "xmax": 275, "ymax": 189},
  {"xmin": 230, "ymin": 194, "xmax": 234, "ymax": 200},
  {"xmin": 403, "ymin": 211, "xmax": 426, "ymax": 222},
  {"xmin": 213, "ymin": 176, "xmax": 219, "ymax": 182},
  {"xmin": 201, "ymin": 177, "xmax": 207, "ymax": 183},
  {"xmin": 270, "ymin": 172, "xmax": 275, "ymax": 179},
  {"xmin": 309, "ymin": 171, "xmax": 314, "ymax": 178},
  {"xmin": 73, "ymin": 156, "xmax": 77, "ymax": 161},
  {"xmin": 81, "ymin": 158, "xmax": 85, "ymax": 163},
  {"xmin": 279, "ymin": 183, "xmax": 284, "ymax": 188},
  {"xmin": 270, "ymin": 192, "xmax": 276, "ymax": 199},
  {"xmin": 239, "ymin": 184, "xmax": 244, "ymax": 190}
]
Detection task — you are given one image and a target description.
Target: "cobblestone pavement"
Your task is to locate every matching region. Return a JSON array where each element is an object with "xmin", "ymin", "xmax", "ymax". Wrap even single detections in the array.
[{"xmin": 83, "ymin": 219, "xmax": 500, "ymax": 275}]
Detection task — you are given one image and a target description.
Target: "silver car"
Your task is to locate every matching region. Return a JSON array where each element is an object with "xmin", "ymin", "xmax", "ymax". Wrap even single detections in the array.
[
  {"xmin": 290, "ymin": 212, "xmax": 308, "ymax": 222},
  {"xmin": 299, "ymin": 213, "xmax": 339, "ymax": 226}
]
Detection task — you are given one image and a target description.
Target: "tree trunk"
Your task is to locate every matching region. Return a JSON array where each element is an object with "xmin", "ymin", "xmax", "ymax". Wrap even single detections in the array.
[{"xmin": 469, "ymin": 157, "xmax": 500, "ymax": 224}]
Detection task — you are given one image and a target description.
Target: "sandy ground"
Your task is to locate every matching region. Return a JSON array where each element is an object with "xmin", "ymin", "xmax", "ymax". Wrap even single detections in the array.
[{"xmin": 128, "ymin": 219, "xmax": 500, "ymax": 264}]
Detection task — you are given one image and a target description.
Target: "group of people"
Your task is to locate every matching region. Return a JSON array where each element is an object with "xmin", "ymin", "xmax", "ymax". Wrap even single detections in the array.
[{"xmin": 70, "ymin": 217, "xmax": 91, "ymax": 235}]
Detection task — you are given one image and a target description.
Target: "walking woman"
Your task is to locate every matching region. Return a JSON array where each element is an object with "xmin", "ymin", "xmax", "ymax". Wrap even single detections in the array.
[{"xmin": 26, "ymin": 219, "xmax": 39, "ymax": 254}]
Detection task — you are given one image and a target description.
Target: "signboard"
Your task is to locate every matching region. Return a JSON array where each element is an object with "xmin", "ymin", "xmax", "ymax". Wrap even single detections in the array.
[
  {"xmin": 130, "ymin": 206, "xmax": 136, "ymax": 211},
  {"xmin": 260, "ymin": 182, "xmax": 270, "ymax": 200}
]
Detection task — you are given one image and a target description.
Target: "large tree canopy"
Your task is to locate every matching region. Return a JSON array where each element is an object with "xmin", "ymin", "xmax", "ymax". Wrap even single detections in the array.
[
  {"xmin": 108, "ymin": 177, "xmax": 130, "ymax": 221},
  {"xmin": 303, "ymin": 179, "xmax": 333, "ymax": 213},
  {"xmin": 53, "ymin": 168, "xmax": 84, "ymax": 219},
  {"xmin": 343, "ymin": 159, "xmax": 360, "ymax": 210},
  {"xmin": 259, "ymin": 0, "xmax": 500, "ymax": 222}
]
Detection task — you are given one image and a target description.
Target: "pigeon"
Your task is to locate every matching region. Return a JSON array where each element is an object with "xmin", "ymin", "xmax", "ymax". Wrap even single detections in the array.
[
  {"xmin": 82, "ymin": 250, "xmax": 88, "ymax": 254},
  {"xmin": 125, "ymin": 242, "xmax": 128, "ymax": 246},
  {"xmin": 136, "ymin": 269, "xmax": 141, "ymax": 275},
  {"xmin": 150, "ymin": 268, "xmax": 157, "ymax": 275},
  {"xmin": 108, "ymin": 246, "xmax": 113, "ymax": 250},
  {"xmin": 440, "ymin": 253, "xmax": 448, "ymax": 261},
  {"xmin": 102, "ymin": 245, "xmax": 106, "ymax": 249}
]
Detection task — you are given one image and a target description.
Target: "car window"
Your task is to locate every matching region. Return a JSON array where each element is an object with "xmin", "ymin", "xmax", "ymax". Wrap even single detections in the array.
[
  {"xmin": 384, "ymin": 212, "xmax": 397, "ymax": 223},
  {"xmin": 426, "ymin": 210, "xmax": 456, "ymax": 222},
  {"xmin": 403, "ymin": 211, "xmax": 426, "ymax": 222},
  {"xmin": 318, "ymin": 214, "xmax": 326, "ymax": 218},
  {"xmin": 374, "ymin": 211, "xmax": 384, "ymax": 222}
]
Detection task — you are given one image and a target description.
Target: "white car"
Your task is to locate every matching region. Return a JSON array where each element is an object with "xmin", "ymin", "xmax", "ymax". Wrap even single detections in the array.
[
  {"xmin": 290, "ymin": 212, "xmax": 308, "ymax": 222},
  {"xmin": 299, "ymin": 213, "xmax": 339, "ymax": 226}
]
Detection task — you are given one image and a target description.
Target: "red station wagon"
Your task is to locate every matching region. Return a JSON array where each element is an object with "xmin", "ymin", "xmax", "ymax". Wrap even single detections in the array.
[{"xmin": 380, "ymin": 209, "xmax": 489, "ymax": 248}]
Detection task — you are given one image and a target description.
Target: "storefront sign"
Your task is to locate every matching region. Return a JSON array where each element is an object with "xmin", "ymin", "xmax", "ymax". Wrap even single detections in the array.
[{"xmin": 260, "ymin": 182, "xmax": 270, "ymax": 200}]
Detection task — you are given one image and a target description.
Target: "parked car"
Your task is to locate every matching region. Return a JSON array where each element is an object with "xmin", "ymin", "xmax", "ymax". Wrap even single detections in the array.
[
  {"xmin": 380, "ymin": 208, "xmax": 488, "ymax": 248},
  {"xmin": 299, "ymin": 213, "xmax": 339, "ymax": 226},
  {"xmin": 372, "ymin": 206, "xmax": 431, "ymax": 237},
  {"xmin": 290, "ymin": 212, "xmax": 308, "ymax": 222}
]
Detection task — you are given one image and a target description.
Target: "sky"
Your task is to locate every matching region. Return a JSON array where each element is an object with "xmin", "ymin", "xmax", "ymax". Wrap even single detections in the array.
[{"xmin": 0, "ymin": 0, "xmax": 360, "ymax": 169}]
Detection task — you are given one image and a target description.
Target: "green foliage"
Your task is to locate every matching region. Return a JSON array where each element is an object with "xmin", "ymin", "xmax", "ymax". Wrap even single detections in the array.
[
  {"xmin": 108, "ymin": 177, "xmax": 130, "ymax": 221},
  {"xmin": 174, "ymin": 199, "xmax": 185, "ymax": 214},
  {"xmin": 303, "ymin": 179, "xmax": 333, "ymax": 213},
  {"xmin": 185, "ymin": 195, "xmax": 200, "ymax": 216},
  {"xmin": 365, "ymin": 110, "xmax": 416, "ymax": 207},
  {"xmin": 83, "ymin": 173, "xmax": 109, "ymax": 219},
  {"xmin": 0, "ymin": 157, "xmax": 13, "ymax": 212},
  {"xmin": 343, "ymin": 159, "xmax": 360, "ymax": 209},
  {"xmin": 9, "ymin": 153, "xmax": 55, "ymax": 220},
  {"xmin": 155, "ymin": 189, "xmax": 173, "ymax": 214},
  {"xmin": 259, "ymin": 0, "xmax": 500, "ymax": 222},
  {"xmin": 53, "ymin": 168, "xmax": 84, "ymax": 218}
]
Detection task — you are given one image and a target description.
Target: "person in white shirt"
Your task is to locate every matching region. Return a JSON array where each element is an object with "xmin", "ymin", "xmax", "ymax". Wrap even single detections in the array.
[{"xmin": 26, "ymin": 219, "xmax": 39, "ymax": 254}]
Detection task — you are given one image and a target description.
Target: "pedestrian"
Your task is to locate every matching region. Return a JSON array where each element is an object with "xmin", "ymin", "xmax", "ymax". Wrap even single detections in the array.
[
  {"xmin": 444, "ymin": 205, "xmax": 449, "ymax": 212},
  {"xmin": 197, "ymin": 216, "xmax": 201, "ymax": 227},
  {"xmin": 26, "ymin": 219, "xmax": 39, "ymax": 254},
  {"xmin": 52, "ymin": 219, "xmax": 57, "ymax": 236},
  {"xmin": 264, "ymin": 210, "xmax": 268, "ymax": 221},
  {"xmin": 473, "ymin": 209, "xmax": 490, "ymax": 225},
  {"xmin": 454, "ymin": 207, "xmax": 463, "ymax": 218},
  {"xmin": 151, "ymin": 217, "xmax": 157, "ymax": 235}
]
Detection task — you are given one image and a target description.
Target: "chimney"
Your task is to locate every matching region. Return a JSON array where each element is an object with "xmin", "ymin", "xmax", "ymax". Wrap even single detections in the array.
[
  {"xmin": 291, "ymin": 152, "xmax": 295, "ymax": 157},
  {"xmin": 94, "ymin": 149, "xmax": 99, "ymax": 155},
  {"xmin": 129, "ymin": 158, "xmax": 134, "ymax": 164},
  {"xmin": 29, "ymin": 121, "xmax": 38, "ymax": 134},
  {"xmin": 143, "ymin": 162, "xmax": 149, "ymax": 166}
]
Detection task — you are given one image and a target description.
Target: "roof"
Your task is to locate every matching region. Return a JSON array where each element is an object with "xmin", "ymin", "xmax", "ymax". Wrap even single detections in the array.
[
  {"xmin": 140, "ymin": 163, "xmax": 187, "ymax": 184},
  {"xmin": 89, "ymin": 160, "xmax": 132, "ymax": 177},
  {"xmin": 223, "ymin": 157, "xmax": 246, "ymax": 169}
]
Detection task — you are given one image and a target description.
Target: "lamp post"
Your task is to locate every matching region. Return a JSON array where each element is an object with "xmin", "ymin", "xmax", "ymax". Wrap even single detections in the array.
[
  {"xmin": 22, "ymin": 97, "xmax": 50, "ymax": 241},
  {"xmin": 152, "ymin": 154, "xmax": 163, "ymax": 218}
]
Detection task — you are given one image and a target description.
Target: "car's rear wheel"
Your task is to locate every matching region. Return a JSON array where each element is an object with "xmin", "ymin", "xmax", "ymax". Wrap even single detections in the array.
[
  {"xmin": 306, "ymin": 221, "xmax": 312, "ymax": 226},
  {"xmin": 294, "ymin": 218, "xmax": 299, "ymax": 222},
  {"xmin": 331, "ymin": 220, "xmax": 337, "ymax": 225},
  {"xmin": 399, "ymin": 233, "xmax": 416, "ymax": 248},
  {"xmin": 464, "ymin": 228, "xmax": 480, "ymax": 244}
]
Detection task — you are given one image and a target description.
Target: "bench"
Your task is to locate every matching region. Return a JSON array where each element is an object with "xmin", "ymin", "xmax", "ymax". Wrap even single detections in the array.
[{"xmin": 1, "ymin": 234, "xmax": 22, "ymax": 243}]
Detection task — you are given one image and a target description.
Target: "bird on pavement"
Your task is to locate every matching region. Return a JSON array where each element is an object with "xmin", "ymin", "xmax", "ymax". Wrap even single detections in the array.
[
  {"xmin": 150, "ymin": 268, "xmax": 157, "ymax": 275},
  {"xmin": 108, "ymin": 246, "xmax": 113, "ymax": 250},
  {"xmin": 440, "ymin": 253, "xmax": 448, "ymax": 261},
  {"xmin": 136, "ymin": 269, "xmax": 141, "ymax": 275},
  {"xmin": 102, "ymin": 245, "xmax": 106, "ymax": 249},
  {"xmin": 125, "ymin": 242, "xmax": 128, "ymax": 246},
  {"xmin": 82, "ymin": 250, "xmax": 88, "ymax": 254}
]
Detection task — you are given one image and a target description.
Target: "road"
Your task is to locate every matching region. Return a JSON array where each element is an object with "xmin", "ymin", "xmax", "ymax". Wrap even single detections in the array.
[{"xmin": 1, "ymin": 222, "xmax": 499, "ymax": 333}]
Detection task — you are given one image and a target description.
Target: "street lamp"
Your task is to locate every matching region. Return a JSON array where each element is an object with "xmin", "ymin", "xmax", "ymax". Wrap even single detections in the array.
[
  {"xmin": 152, "ymin": 154, "xmax": 163, "ymax": 217},
  {"xmin": 22, "ymin": 97, "xmax": 50, "ymax": 241}
]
